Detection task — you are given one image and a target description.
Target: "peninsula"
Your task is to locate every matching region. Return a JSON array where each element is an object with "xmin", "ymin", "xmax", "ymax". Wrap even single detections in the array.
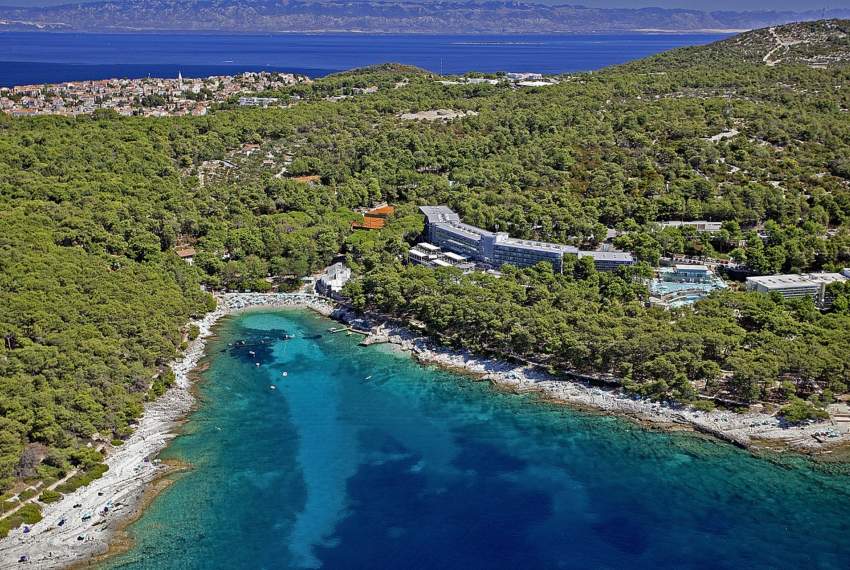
[{"xmin": 1, "ymin": 19, "xmax": 850, "ymax": 567}]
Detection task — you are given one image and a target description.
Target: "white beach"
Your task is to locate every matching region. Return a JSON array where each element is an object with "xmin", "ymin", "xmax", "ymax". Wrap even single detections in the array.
[{"xmin": 0, "ymin": 293, "xmax": 334, "ymax": 569}]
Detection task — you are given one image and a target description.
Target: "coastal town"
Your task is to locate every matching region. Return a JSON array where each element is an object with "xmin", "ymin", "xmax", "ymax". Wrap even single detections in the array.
[{"xmin": 0, "ymin": 71, "xmax": 308, "ymax": 117}]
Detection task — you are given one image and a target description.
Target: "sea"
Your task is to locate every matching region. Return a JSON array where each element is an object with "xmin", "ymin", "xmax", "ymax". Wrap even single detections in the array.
[
  {"xmin": 0, "ymin": 32, "xmax": 729, "ymax": 86},
  {"xmin": 101, "ymin": 310, "xmax": 850, "ymax": 570}
]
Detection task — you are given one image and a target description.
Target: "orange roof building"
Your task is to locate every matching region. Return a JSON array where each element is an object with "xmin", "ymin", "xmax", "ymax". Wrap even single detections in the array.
[{"xmin": 351, "ymin": 204, "xmax": 395, "ymax": 230}]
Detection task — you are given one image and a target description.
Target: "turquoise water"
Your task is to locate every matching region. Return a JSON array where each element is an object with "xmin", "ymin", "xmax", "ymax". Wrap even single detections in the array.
[{"xmin": 103, "ymin": 310, "xmax": 850, "ymax": 569}]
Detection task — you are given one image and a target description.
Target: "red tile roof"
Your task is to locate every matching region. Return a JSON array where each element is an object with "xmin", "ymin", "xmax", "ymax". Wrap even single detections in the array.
[{"xmin": 352, "ymin": 217, "xmax": 386, "ymax": 230}]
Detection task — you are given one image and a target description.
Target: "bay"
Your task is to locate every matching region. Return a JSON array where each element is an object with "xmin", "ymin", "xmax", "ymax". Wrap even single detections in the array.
[
  {"xmin": 0, "ymin": 32, "xmax": 728, "ymax": 86},
  {"xmin": 102, "ymin": 309, "xmax": 850, "ymax": 570}
]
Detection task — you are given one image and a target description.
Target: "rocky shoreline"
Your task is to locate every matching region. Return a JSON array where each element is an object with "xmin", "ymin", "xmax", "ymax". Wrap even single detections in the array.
[{"xmin": 340, "ymin": 309, "xmax": 850, "ymax": 454}]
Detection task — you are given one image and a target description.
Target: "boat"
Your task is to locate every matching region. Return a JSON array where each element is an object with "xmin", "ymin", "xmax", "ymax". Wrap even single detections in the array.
[
  {"xmin": 269, "ymin": 385, "xmax": 277, "ymax": 390},
  {"xmin": 365, "ymin": 375, "xmax": 373, "ymax": 380},
  {"xmin": 255, "ymin": 362, "xmax": 260, "ymax": 367},
  {"xmin": 248, "ymin": 350, "xmax": 256, "ymax": 356},
  {"xmin": 282, "ymin": 371, "xmax": 288, "ymax": 377}
]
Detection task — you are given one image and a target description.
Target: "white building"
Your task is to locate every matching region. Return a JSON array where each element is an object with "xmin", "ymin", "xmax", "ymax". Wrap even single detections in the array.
[
  {"xmin": 746, "ymin": 273, "xmax": 847, "ymax": 306},
  {"xmin": 316, "ymin": 263, "xmax": 352, "ymax": 296},
  {"xmin": 660, "ymin": 221, "xmax": 723, "ymax": 233}
]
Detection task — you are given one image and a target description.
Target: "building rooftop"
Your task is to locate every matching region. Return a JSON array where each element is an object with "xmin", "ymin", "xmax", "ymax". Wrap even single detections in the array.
[
  {"xmin": 433, "ymin": 221, "xmax": 482, "ymax": 241},
  {"xmin": 660, "ymin": 220, "xmax": 723, "ymax": 231},
  {"xmin": 419, "ymin": 205, "xmax": 461, "ymax": 225},
  {"xmin": 675, "ymin": 264, "xmax": 710, "ymax": 272},
  {"xmin": 499, "ymin": 235, "xmax": 578, "ymax": 254},
  {"xmin": 579, "ymin": 251, "xmax": 634, "ymax": 262},
  {"xmin": 352, "ymin": 216, "xmax": 386, "ymax": 230},
  {"xmin": 443, "ymin": 252, "xmax": 467, "ymax": 261},
  {"xmin": 432, "ymin": 259, "xmax": 453, "ymax": 268},
  {"xmin": 456, "ymin": 222, "xmax": 495, "ymax": 238},
  {"xmin": 175, "ymin": 246, "xmax": 196, "ymax": 258},
  {"xmin": 417, "ymin": 242, "xmax": 442, "ymax": 252},
  {"xmin": 366, "ymin": 205, "xmax": 395, "ymax": 217},
  {"xmin": 747, "ymin": 273, "xmax": 847, "ymax": 290}
]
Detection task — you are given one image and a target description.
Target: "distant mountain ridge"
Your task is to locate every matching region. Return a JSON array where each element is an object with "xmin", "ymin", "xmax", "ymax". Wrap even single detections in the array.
[{"xmin": 1, "ymin": 0, "xmax": 849, "ymax": 34}]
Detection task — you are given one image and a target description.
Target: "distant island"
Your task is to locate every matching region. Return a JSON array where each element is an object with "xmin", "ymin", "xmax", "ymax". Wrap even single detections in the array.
[{"xmin": 1, "ymin": 0, "xmax": 849, "ymax": 34}]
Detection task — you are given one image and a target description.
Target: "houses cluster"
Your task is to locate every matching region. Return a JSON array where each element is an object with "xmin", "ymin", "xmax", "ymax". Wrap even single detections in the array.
[{"xmin": 1, "ymin": 71, "xmax": 307, "ymax": 117}]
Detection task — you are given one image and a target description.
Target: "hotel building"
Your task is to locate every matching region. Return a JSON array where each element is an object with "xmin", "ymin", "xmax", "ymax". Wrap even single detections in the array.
[{"xmin": 419, "ymin": 206, "xmax": 633, "ymax": 272}]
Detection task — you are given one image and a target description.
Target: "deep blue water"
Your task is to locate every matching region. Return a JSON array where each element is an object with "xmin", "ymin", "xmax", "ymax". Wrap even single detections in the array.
[
  {"xmin": 0, "ymin": 32, "xmax": 728, "ymax": 86},
  {"xmin": 102, "ymin": 310, "xmax": 850, "ymax": 570}
]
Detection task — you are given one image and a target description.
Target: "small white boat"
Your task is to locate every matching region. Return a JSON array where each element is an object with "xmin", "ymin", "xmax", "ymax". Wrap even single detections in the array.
[
  {"xmin": 269, "ymin": 385, "xmax": 277, "ymax": 390},
  {"xmin": 255, "ymin": 362, "xmax": 260, "ymax": 367},
  {"xmin": 282, "ymin": 371, "xmax": 288, "ymax": 377}
]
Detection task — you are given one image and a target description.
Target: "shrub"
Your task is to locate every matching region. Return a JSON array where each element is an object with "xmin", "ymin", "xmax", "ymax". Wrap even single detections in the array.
[
  {"xmin": 780, "ymin": 398, "xmax": 829, "ymax": 424},
  {"xmin": 55, "ymin": 463, "xmax": 108, "ymax": 494},
  {"xmin": 39, "ymin": 489, "xmax": 61, "ymax": 504},
  {"xmin": 691, "ymin": 399, "xmax": 716, "ymax": 413}
]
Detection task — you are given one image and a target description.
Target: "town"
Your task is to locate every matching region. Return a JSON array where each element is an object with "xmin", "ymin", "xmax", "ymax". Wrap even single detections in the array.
[{"xmin": 0, "ymin": 71, "xmax": 308, "ymax": 117}]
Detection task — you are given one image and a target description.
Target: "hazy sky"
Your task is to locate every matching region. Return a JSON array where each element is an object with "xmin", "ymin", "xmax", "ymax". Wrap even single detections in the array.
[{"xmin": 0, "ymin": 0, "xmax": 846, "ymax": 10}]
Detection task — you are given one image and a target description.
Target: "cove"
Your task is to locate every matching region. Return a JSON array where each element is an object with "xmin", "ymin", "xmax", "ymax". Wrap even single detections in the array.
[{"xmin": 102, "ymin": 309, "xmax": 850, "ymax": 569}]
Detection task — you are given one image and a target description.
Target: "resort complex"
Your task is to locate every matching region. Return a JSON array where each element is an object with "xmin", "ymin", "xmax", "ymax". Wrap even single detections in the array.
[
  {"xmin": 417, "ymin": 206, "xmax": 634, "ymax": 272},
  {"xmin": 650, "ymin": 264, "xmax": 727, "ymax": 308}
]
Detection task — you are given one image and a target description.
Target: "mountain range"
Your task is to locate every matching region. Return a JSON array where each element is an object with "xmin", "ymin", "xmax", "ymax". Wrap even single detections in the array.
[{"xmin": 1, "ymin": 0, "xmax": 849, "ymax": 34}]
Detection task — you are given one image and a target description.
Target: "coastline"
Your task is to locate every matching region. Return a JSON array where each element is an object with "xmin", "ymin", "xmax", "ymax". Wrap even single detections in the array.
[
  {"xmin": 3, "ymin": 291, "xmax": 847, "ymax": 568},
  {"xmin": 0, "ymin": 292, "xmax": 335, "ymax": 570},
  {"xmin": 343, "ymin": 311, "xmax": 850, "ymax": 455}
]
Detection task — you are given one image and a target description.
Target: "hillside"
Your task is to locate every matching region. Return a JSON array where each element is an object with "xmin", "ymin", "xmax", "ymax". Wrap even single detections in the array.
[
  {"xmin": 1, "ymin": 0, "xmax": 850, "ymax": 34},
  {"xmin": 0, "ymin": 21, "xmax": 849, "ymax": 505},
  {"xmin": 636, "ymin": 19, "xmax": 850, "ymax": 70}
]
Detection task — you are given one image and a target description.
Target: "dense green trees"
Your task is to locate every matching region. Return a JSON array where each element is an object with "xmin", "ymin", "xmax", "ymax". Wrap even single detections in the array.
[
  {"xmin": 346, "ymin": 263, "xmax": 850, "ymax": 407},
  {"xmin": 1, "ymin": 35, "xmax": 849, "ymax": 492}
]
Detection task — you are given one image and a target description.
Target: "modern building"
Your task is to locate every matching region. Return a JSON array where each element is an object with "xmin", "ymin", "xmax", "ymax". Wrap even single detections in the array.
[
  {"xmin": 746, "ymin": 273, "xmax": 848, "ymax": 307},
  {"xmin": 316, "ymin": 263, "xmax": 352, "ymax": 297},
  {"xmin": 650, "ymin": 264, "xmax": 727, "ymax": 308},
  {"xmin": 238, "ymin": 97, "xmax": 279, "ymax": 107},
  {"xmin": 419, "ymin": 206, "xmax": 633, "ymax": 272},
  {"xmin": 408, "ymin": 243, "xmax": 474, "ymax": 270},
  {"xmin": 668, "ymin": 264, "xmax": 712, "ymax": 283},
  {"xmin": 408, "ymin": 244, "xmax": 442, "ymax": 266},
  {"xmin": 578, "ymin": 251, "xmax": 635, "ymax": 272},
  {"xmin": 660, "ymin": 221, "xmax": 723, "ymax": 233},
  {"xmin": 493, "ymin": 237, "xmax": 576, "ymax": 273}
]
